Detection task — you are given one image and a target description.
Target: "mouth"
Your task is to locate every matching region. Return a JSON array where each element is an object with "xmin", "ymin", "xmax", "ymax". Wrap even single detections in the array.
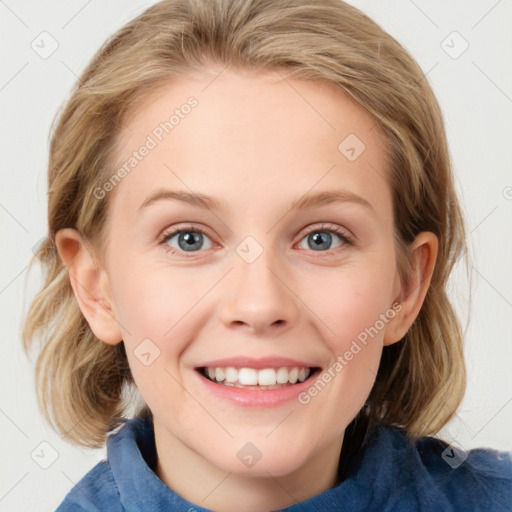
[{"xmin": 196, "ymin": 365, "xmax": 321, "ymax": 390}]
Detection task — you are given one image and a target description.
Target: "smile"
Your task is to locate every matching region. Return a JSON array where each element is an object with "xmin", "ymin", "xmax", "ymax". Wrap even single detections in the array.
[
  {"xmin": 193, "ymin": 357, "xmax": 322, "ymax": 406},
  {"xmin": 200, "ymin": 366, "xmax": 315, "ymax": 389}
]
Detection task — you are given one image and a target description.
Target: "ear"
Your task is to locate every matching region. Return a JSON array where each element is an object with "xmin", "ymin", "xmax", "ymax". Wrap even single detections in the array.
[
  {"xmin": 54, "ymin": 228, "xmax": 123, "ymax": 345},
  {"xmin": 383, "ymin": 231, "xmax": 438, "ymax": 346}
]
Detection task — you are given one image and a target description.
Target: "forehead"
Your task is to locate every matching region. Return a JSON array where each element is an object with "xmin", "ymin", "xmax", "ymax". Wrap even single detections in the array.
[{"xmin": 108, "ymin": 67, "xmax": 391, "ymax": 221}]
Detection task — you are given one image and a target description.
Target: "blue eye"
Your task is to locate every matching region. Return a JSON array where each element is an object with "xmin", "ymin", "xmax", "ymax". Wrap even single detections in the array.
[
  {"xmin": 159, "ymin": 227, "xmax": 213, "ymax": 255},
  {"xmin": 297, "ymin": 224, "xmax": 354, "ymax": 252},
  {"xmin": 158, "ymin": 223, "xmax": 354, "ymax": 257}
]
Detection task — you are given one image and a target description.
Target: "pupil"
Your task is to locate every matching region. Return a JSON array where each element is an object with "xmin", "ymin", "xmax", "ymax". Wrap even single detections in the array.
[
  {"xmin": 180, "ymin": 231, "xmax": 202, "ymax": 251},
  {"xmin": 309, "ymin": 231, "xmax": 331, "ymax": 250}
]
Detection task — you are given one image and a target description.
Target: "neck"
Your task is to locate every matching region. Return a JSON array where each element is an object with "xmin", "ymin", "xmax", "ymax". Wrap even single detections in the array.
[{"xmin": 153, "ymin": 423, "xmax": 344, "ymax": 512}]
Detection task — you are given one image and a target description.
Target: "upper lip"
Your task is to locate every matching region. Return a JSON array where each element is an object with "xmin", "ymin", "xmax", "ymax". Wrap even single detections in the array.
[{"xmin": 195, "ymin": 357, "xmax": 320, "ymax": 370}]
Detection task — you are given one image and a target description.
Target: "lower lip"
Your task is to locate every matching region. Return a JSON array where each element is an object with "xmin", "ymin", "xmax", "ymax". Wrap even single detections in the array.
[{"xmin": 193, "ymin": 369, "xmax": 320, "ymax": 407}]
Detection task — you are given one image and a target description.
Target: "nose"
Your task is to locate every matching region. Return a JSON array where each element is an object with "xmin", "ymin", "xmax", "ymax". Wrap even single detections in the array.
[{"xmin": 218, "ymin": 252, "xmax": 299, "ymax": 336}]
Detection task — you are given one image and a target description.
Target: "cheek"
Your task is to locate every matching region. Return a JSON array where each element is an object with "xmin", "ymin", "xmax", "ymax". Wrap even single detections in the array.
[
  {"xmin": 119, "ymin": 281, "xmax": 191, "ymax": 419},
  {"xmin": 294, "ymin": 256, "xmax": 396, "ymax": 412},
  {"xmin": 112, "ymin": 262, "xmax": 198, "ymax": 341},
  {"xmin": 110, "ymin": 265, "xmax": 197, "ymax": 395},
  {"xmin": 299, "ymin": 259, "xmax": 396, "ymax": 350}
]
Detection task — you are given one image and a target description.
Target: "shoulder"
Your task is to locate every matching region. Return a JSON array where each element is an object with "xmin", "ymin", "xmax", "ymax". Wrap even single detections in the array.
[
  {"xmin": 55, "ymin": 416, "xmax": 153, "ymax": 512},
  {"xmin": 416, "ymin": 432, "xmax": 512, "ymax": 509},
  {"xmin": 55, "ymin": 458, "xmax": 124, "ymax": 512},
  {"xmin": 373, "ymin": 426, "xmax": 512, "ymax": 511}
]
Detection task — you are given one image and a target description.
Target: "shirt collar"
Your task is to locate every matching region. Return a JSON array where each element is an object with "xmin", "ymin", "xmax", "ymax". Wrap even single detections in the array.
[{"xmin": 106, "ymin": 415, "xmax": 451, "ymax": 511}]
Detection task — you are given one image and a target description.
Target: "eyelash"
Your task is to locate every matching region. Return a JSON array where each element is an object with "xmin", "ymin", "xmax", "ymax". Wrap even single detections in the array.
[{"xmin": 157, "ymin": 223, "xmax": 355, "ymax": 257}]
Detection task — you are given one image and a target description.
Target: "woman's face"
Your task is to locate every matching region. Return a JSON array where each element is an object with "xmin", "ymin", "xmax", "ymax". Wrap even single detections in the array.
[{"xmin": 90, "ymin": 68, "xmax": 405, "ymax": 477}]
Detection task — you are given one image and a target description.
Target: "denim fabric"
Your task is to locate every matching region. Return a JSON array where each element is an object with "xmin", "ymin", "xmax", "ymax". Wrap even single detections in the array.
[{"xmin": 55, "ymin": 416, "xmax": 512, "ymax": 511}]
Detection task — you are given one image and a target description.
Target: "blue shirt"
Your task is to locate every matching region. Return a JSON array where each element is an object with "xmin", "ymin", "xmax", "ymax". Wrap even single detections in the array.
[{"xmin": 55, "ymin": 416, "xmax": 512, "ymax": 511}]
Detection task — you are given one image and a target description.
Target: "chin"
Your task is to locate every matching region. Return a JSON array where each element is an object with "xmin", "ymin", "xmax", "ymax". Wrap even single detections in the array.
[{"xmin": 205, "ymin": 438, "xmax": 314, "ymax": 478}]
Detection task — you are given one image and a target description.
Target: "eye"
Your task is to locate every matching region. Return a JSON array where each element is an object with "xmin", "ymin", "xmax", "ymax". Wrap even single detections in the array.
[
  {"xmin": 158, "ymin": 222, "xmax": 354, "ymax": 257},
  {"xmin": 158, "ymin": 225, "xmax": 214, "ymax": 255},
  {"xmin": 297, "ymin": 223, "xmax": 354, "ymax": 252}
]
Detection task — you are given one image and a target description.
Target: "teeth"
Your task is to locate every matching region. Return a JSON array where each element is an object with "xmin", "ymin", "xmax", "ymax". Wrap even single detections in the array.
[
  {"xmin": 203, "ymin": 366, "xmax": 311, "ymax": 387},
  {"xmin": 215, "ymin": 368, "xmax": 225, "ymax": 382},
  {"xmin": 225, "ymin": 367, "xmax": 238, "ymax": 383},
  {"xmin": 238, "ymin": 368, "xmax": 258, "ymax": 385},
  {"xmin": 257, "ymin": 368, "xmax": 277, "ymax": 386},
  {"xmin": 276, "ymin": 367, "xmax": 289, "ymax": 384}
]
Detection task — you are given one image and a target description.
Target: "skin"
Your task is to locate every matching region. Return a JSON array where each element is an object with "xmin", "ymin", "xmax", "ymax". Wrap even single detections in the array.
[{"xmin": 55, "ymin": 67, "xmax": 438, "ymax": 512}]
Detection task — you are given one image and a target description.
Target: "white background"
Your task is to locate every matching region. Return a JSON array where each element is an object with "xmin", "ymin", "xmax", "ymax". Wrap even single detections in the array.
[{"xmin": 1, "ymin": 0, "xmax": 511, "ymax": 510}]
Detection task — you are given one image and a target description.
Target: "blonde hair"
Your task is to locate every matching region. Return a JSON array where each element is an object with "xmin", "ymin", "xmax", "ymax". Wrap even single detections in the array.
[{"xmin": 22, "ymin": 0, "xmax": 469, "ymax": 448}]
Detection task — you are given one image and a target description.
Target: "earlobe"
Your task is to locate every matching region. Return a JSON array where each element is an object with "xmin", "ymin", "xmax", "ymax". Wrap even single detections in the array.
[
  {"xmin": 383, "ymin": 231, "xmax": 438, "ymax": 346},
  {"xmin": 54, "ymin": 228, "xmax": 123, "ymax": 345}
]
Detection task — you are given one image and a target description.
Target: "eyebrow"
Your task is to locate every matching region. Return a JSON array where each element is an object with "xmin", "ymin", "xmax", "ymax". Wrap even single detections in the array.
[
  {"xmin": 290, "ymin": 190, "xmax": 375, "ymax": 214},
  {"xmin": 138, "ymin": 189, "xmax": 227, "ymax": 212},
  {"xmin": 138, "ymin": 188, "xmax": 375, "ymax": 215}
]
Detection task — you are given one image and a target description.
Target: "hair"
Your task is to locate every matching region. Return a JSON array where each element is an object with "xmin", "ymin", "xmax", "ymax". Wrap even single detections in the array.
[{"xmin": 22, "ymin": 0, "xmax": 470, "ymax": 451}]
